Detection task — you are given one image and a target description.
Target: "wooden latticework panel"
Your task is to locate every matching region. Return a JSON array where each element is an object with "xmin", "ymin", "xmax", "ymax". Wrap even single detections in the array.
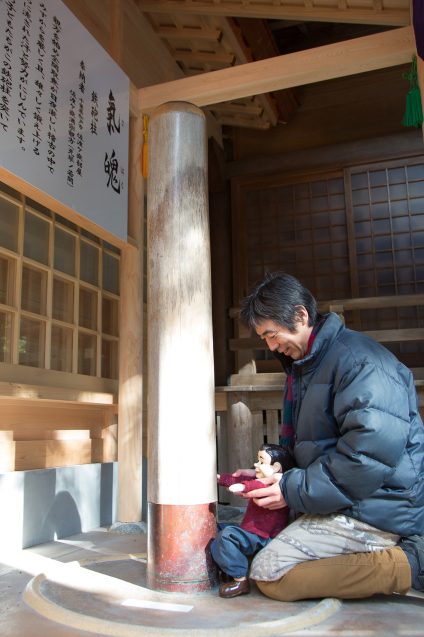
[
  {"xmin": 244, "ymin": 172, "xmax": 351, "ymax": 302},
  {"xmin": 348, "ymin": 158, "xmax": 424, "ymax": 362}
]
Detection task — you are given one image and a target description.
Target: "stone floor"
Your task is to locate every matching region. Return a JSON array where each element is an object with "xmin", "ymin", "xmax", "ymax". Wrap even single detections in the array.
[{"xmin": 1, "ymin": 525, "xmax": 424, "ymax": 637}]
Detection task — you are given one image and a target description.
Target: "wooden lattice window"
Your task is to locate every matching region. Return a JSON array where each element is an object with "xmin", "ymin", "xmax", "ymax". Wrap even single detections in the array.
[
  {"xmin": 0, "ymin": 180, "xmax": 120, "ymax": 379},
  {"xmin": 347, "ymin": 159, "xmax": 424, "ymax": 365},
  {"xmin": 244, "ymin": 172, "xmax": 351, "ymax": 302}
]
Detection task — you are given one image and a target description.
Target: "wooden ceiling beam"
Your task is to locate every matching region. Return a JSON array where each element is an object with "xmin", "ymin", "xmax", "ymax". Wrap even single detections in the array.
[
  {"xmin": 210, "ymin": 103, "xmax": 264, "ymax": 116},
  {"xmin": 136, "ymin": 1, "xmax": 410, "ymax": 27},
  {"xmin": 173, "ymin": 50, "xmax": 235, "ymax": 64},
  {"xmin": 218, "ymin": 17, "xmax": 279, "ymax": 125},
  {"xmin": 138, "ymin": 26, "xmax": 415, "ymax": 114},
  {"xmin": 215, "ymin": 116, "xmax": 271, "ymax": 130},
  {"xmin": 155, "ymin": 26, "xmax": 222, "ymax": 41},
  {"xmin": 235, "ymin": 16, "xmax": 299, "ymax": 122}
]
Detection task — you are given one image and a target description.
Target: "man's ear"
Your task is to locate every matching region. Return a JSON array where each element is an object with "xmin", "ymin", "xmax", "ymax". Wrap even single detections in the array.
[
  {"xmin": 295, "ymin": 305, "xmax": 309, "ymax": 325},
  {"xmin": 272, "ymin": 462, "xmax": 282, "ymax": 473}
]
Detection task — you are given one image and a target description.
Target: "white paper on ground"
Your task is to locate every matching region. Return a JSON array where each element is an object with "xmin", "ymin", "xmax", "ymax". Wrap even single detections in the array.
[{"xmin": 121, "ymin": 599, "xmax": 194, "ymax": 613}]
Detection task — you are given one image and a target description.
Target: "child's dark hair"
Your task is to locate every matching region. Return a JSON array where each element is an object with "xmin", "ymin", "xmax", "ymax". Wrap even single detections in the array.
[{"xmin": 260, "ymin": 444, "xmax": 296, "ymax": 473}]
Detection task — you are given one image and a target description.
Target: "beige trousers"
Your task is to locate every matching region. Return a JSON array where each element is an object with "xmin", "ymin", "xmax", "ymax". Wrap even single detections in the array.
[
  {"xmin": 250, "ymin": 513, "xmax": 411, "ymax": 601},
  {"xmin": 256, "ymin": 546, "xmax": 411, "ymax": 601}
]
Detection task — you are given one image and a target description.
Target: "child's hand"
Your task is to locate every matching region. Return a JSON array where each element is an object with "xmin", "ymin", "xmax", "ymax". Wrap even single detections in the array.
[{"xmin": 228, "ymin": 484, "xmax": 245, "ymax": 493}]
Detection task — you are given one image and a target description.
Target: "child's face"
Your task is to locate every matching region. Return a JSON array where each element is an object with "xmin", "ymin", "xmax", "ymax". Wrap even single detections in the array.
[{"xmin": 254, "ymin": 450, "xmax": 280, "ymax": 479}]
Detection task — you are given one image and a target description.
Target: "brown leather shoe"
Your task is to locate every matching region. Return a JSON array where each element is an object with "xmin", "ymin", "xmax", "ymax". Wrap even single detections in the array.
[{"xmin": 219, "ymin": 578, "xmax": 250, "ymax": 598}]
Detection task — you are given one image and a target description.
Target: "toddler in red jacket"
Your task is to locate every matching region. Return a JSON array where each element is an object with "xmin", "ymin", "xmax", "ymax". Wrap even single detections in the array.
[{"xmin": 212, "ymin": 443, "xmax": 296, "ymax": 598}]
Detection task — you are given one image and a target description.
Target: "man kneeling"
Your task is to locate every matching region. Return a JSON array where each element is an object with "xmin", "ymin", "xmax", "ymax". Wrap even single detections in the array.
[{"xmin": 234, "ymin": 272, "xmax": 424, "ymax": 600}]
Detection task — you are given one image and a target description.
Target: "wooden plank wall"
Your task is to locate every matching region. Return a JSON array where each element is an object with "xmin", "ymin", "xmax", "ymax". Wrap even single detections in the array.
[
  {"xmin": 0, "ymin": 400, "xmax": 117, "ymax": 472},
  {"xmin": 232, "ymin": 65, "xmax": 412, "ymax": 161}
]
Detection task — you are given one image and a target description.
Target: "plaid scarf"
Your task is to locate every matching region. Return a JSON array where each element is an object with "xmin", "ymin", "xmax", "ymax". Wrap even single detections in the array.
[{"xmin": 279, "ymin": 319, "xmax": 326, "ymax": 449}]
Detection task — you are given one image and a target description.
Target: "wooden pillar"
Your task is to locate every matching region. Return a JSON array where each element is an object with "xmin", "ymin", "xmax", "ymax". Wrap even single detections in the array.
[
  {"xmin": 412, "ymin": 1, "xmax": 424, "ymax": 144},
  {"xmin": 117, "ymin": 112, "xmax": 144, "ymax": 522},
  {"xmin": 417, "ymin": 55, "xmax": 424, "ymax": 144},
  {"xmin": 147, "ymin": 102, "xmax": 218, "ymax": 593},
  {"xmin": 110, "ymin": 0, "xmax": 144, "ymax": 524},
  {"xmin": 226, "ymin": 391, "xmax": 253, "ymax": 507}
]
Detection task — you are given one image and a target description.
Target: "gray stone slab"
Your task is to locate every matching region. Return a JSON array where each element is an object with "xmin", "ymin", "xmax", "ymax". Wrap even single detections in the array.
[{"xmin": 109, "ymin": 522, "xmax": 147, "ymax": 534}]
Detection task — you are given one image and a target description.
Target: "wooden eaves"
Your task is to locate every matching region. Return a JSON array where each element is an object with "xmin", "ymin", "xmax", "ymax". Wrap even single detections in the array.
[
  {"xmin": 136, "ymin": 0, "xmax": 410, "ymax": 27},
  {"xmin": 138, "ymin": 26, "xmax": 415, "ymax": 114}
]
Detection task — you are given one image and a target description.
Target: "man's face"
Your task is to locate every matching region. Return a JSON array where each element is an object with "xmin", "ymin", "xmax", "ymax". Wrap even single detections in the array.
[
  {"xmin": 255, "ymin": 309, "xmax": 312, "ymax": 361},
  {"xmin": 254, "ymin": 450, "xmax": 280, "ymax": 479}
]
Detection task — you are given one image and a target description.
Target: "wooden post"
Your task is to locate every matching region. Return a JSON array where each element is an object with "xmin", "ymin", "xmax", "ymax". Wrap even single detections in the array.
[
  {"xmin": 329, "ymin": 304, "xmax": 345, "ymax": 325},
  {"xmin": 110, "ymin": 0, "xmax": 124, "ymax": 70},
  {"xmin": 417, "ymin": 55, "xmax": 424, "ymax": 144},
  {"xmin": 117, "ymin": 111, "xmax": 144, "ymax": 522},
  {"xmin": 216, "ymin": 411, "xmax": 229, "ymax": 503},
  {"xmin": 226, "ymin": 391, "xmax": 253, "ymax": 507},
  {"xmin": 147, "ymin": 102, "xmax": 218, "ymax": 592},
  {"xmin": 109, "ymin": 0, "xmax": 145, "ymax": 524}
]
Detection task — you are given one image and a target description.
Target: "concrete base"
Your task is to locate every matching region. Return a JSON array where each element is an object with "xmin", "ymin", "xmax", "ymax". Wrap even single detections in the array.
[
  {"xmin": 4, "ymin": 526, "xmax": 424, "ymax": 637},
  {"xmin": 0, "ymin": 462, "xmax": 118, "ymax": 549},
  {"xmin": 0, "ymin": 458, "xmax": 148, "ymax": 549},
  {"xmin": 24, "ymin": 553, "xmax": 340, "ymax": 636}
]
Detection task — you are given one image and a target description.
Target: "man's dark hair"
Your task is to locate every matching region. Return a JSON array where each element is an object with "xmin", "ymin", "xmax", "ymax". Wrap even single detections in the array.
[
  {"xmin": 260, "ymin": 444, "xmax": 296, "ymax": 473},
  {"xmin": 240, "ymin": 272, "xmax": 321, "ymax": 332}
]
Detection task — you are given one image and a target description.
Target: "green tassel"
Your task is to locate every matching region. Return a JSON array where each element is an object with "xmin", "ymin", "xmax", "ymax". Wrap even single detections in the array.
[{"xmin": 402, "ymin": 57, "xmax": 424, "ymax": 129}]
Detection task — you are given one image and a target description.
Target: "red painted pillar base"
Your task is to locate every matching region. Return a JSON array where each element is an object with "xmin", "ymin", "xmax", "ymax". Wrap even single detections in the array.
[{"xmin": 147, "ymin": 502, "xmax": 219, "ymax": 593}]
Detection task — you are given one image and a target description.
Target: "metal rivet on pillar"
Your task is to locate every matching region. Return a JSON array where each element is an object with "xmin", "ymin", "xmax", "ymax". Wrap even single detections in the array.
[{"xmin": 147, "ymin": 102, "xmax": 218, "ymax": 593}]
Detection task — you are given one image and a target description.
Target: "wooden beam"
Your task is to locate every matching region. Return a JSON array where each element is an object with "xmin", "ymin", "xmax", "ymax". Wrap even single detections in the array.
[
  {"xmin": 218, "ymin": 17, "xmax": 279, "ymax": 126},
  {"xmin": 318, "ymin": 293, "xmax": 424, "ymax": 312},
  {"xmin": 230, "ymin": 326, "xmax": 424, "ymax": 350},
  {"xmin": 203, "ymin": 107, "xmax": 224, "ymax": 148},
  {"xmin": 218, "ymin": 113, "xmax": 270, "ymax": 129},
  {"xmin": 0, "ymin": 439, "xmax": 104, "ymax": 472},
  {"xmin": 129, "ymin": 82, "xmax": 140, "ymax": 119},
  {"xmin": 229, "ymin": 293, "xmax": 424, "ymax": 319},
  {"xmin": 155, "ymin": 26, "xmax": 222, "ymax": 41},
  {"xmin": 210, "ymin": 103, "xmax": 264, "ymax": 116},
  {"xmin": 235, "ymin": 15, "xmax": 299, "ymax": 123},
  {"xmin": 173, "ymin": 50, "xmax": 235, "ymax": 65},
  {"xmin": 362, "ymin": 328, "xmax": 424, "ymax": 343},
  {"xmin": 138, "ymin": 27, "xmax": 416, "ymax": 114},
  {"xmin": 216, "ymin": 115, "xmax": 271, "ymax": 129},
  {"xmin": 0, "ymin": 361, "xmax": 118, "ymax": 398},
  {"xmin": 136, "ymin": 1, "xmax": 410, "ymax": 27},
  {"xmin": 268, "ymin": 20, "xmax": 305, "ymax": 30},
  {"xmin": 227, "ymin": 130, "xmax": 424, "ymax": 179}
]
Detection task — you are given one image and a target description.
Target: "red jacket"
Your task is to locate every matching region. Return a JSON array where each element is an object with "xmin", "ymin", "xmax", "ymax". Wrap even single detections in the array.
[{"xmin": 219, "ymin": 474, "xmax": 290, "ymax": 539}]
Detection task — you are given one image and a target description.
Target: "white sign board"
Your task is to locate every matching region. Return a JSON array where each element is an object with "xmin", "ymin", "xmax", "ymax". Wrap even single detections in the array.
[{"xmin": 0, "ymin": 0, "xmax": 129, "ymax": 242}]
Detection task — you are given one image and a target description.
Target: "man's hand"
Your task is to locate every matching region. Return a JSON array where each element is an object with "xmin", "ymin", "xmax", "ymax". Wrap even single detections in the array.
[
  {"xmin": 232, "ymin": 468, "xmax": 256, "ymax": 478},
  {"xmin": 243, "ymin": 473, "xmax": 287, "ymax": 510}
]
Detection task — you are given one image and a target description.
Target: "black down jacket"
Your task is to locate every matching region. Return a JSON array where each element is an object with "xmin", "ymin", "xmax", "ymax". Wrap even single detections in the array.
[{"xmin": 276, "ymin": 312, "xmax": 424, "ymax": 537}]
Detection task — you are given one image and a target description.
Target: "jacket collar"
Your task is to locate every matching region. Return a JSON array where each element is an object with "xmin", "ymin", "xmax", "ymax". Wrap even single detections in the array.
[{"xmin": 274, "ymin": 313, "xmax": 344, "ymax": 375}]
